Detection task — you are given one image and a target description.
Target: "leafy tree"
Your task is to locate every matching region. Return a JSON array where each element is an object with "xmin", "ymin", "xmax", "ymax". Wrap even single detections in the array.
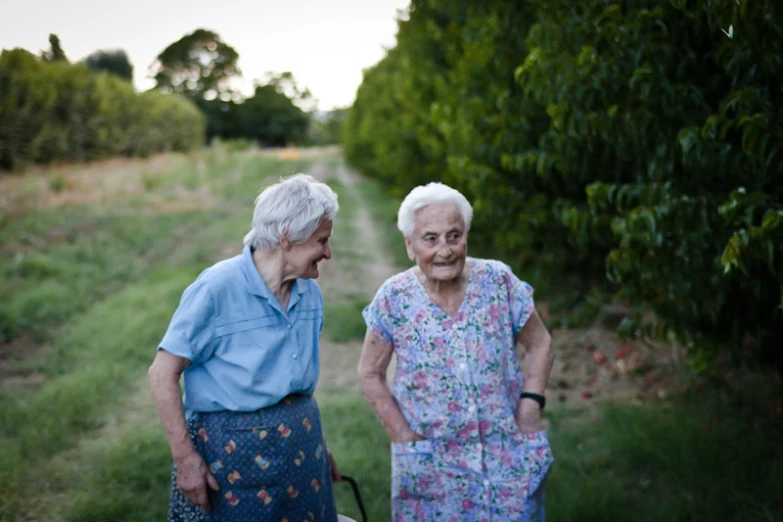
[
  {"xmin": 84, "ymin": 49, "xmax": 134, "ymax": 81},
  {"xmin": 343, "ymin": 0, "xmax": 783, "ymax": 371},
  {"xmin": 149, "ymin": 28, "xmax": 241, "ymax": 100},
  {"xmin": 42, "ymin": 33, "xmax": 67, "ymax": 62},
  {"xmin": 197, "ymin": 72, "xmax": 312, "ymax": 146},
  {"xmin": 257, "ymin": 71, "xmax": 316, "ymax": 112},
  {"xmin": 0, "ymin": 48, "xmax": 204, "ymax": 171},
  {"xmin": 238, "ymin": 75, "xmax": 310, "ymax": 146}
]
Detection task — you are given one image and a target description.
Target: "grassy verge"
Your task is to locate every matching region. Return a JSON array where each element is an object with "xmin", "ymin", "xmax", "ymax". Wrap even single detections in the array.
[{"xmin": 546, "ymin": 392, "xmax": 783, "ymax": 521}]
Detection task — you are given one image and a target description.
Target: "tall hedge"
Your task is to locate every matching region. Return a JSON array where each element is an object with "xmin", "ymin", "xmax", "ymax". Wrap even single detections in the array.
[
  {"xmin": 0, "ymin": 48, "xmax": 205, "ymax": 170},
  {"xmin": 343, "ymin": 0, "xmax": 783, "ymax": 369}
]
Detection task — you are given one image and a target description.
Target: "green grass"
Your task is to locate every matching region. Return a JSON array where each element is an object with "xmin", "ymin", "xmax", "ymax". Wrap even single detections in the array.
[
  {"xmin": 62, "ymin": 428, "xmax": 173, "ymax": 522},
  {"xmin": 351, "ymin": 176, "xmax": 411, "ymax": 269},
  {"xmin": 324, "ymin": 297, "xmax": 370, "ymax": 342},
  {"xmin": 546, "ymin": 395, "xmax": 783, "ymax": 522}
]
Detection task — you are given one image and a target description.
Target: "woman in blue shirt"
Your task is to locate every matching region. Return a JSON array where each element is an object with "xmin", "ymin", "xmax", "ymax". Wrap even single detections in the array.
[{"xmin": 148, "ymin": 173, "xmax": 341, "ymax": 522}]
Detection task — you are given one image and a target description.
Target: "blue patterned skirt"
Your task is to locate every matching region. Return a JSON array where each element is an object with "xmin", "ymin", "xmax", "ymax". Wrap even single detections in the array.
[{"xmin": 167, "ymin": 394, "xmax": 338, "ymax": 522}]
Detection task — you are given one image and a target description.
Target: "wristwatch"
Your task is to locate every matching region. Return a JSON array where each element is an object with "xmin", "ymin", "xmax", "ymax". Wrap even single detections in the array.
[{"xmin": 519, "ymin": 392, "xmax": 546, "ymax": 410}]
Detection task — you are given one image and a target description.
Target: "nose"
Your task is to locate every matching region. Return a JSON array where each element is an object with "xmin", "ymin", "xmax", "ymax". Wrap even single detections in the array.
[{"xmin": 323, "ymin": 243, "xmax": 332, "ymax": 260}]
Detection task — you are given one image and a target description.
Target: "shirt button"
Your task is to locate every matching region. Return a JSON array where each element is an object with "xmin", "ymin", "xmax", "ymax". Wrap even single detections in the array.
[
  {"xmin": 468, "ymin": 405, "xmax": 475, "ymax": 413},
  {"xmin": 459, "ymin": 363, "xmax": 466, "ymax": 370},
  {"xmin": 476, "ymin": 443, "xmax": 483, "ymax": 451},
  {"xmin": 293, "ymin": 353, "xmax": 298, "ymax": 359},
  {"xmin": 287, "ymin": 324, "xmax": 292, "ymax": 329},
  {"xmin": 483, "ymin": 479, "xmax": 490, "ymax": 487}
]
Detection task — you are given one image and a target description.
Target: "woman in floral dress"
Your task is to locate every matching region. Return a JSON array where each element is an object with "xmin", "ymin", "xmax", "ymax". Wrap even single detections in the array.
[{"xmin": 358, "ymin": 182, "xmax": 555, "ymax": 521}]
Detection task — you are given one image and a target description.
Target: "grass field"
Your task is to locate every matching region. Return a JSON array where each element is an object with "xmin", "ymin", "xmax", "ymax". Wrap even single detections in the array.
[{"xmin": 1, "ymin": 145, "xmax": 781, "ymax": 522}]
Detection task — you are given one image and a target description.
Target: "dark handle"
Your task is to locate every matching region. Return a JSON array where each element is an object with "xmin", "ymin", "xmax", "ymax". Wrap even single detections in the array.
[{"xmin": 339, "ymin": 474, "xmax": 368, "ymax": 522}]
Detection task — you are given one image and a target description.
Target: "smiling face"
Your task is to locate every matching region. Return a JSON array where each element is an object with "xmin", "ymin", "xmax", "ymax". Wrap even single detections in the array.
[
  {"xmin": 284, "ymin": 218, "xmax": 333, "ymax": 279},
  {"xmin": 405, "ymin": 202, "xmax": 467, "ymax": 282}
]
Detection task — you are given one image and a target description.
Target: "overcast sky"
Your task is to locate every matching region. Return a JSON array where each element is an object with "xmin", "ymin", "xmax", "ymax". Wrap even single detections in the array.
[{"xmin": 0, "ymin": 0, "xmax": 409, "ymax": 110}]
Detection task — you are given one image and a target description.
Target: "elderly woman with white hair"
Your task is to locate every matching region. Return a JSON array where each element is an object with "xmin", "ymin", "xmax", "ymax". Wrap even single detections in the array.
[
  {"xmin": 149, "ymin": 173, "xmax": 342, "ymax": 522},
  {"xmin": 358, "ymin": 182, "xmax": 555, "ymax": 521}
]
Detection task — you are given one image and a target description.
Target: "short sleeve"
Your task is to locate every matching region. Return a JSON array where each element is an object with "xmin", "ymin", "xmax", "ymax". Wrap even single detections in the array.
[
  {"xmin": 158, "ymin": 280, "xmax": 216, "ymax": 363},
  {"xmin": 502, "ymin": 264, "xmax": 535, "ymax": 336},
  {"xmin": 362, "ymin": 284, "xmax": 394, "ymax": 345}
]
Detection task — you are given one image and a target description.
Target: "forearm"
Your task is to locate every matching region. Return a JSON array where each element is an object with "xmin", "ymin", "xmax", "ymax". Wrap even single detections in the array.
[
  {"xmin": 359, "ymin": 374, "xmax": 413, "ymax": 441},
  {"xmin": 521, "ymin": 336, "xmax": 554, "ymax": 394},
  {"xmin": 148, "ymin": 365, "xmax": 194, "ymax": 461}
]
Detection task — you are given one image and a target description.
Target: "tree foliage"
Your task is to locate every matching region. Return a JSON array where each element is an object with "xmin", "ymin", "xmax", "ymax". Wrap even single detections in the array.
[
  {"xmin": 342, "ymin": 0, "xmax": 783, "ymax": 369},
  {"xmin": 149, "ymin": 28, "xmax": 241, "ymax": 100},
  {"xmin": 84, "ymin": 49, "xmax": 134, "ymax": 81},
  {"xmin": 196, "ymin": 72, "xmax": 312, "ymax": 146},
  {"xmin": 0, "ymin": 48, "xmax": 204, "ymax": 170},
  {"xmin": 41, "ymin": 33, "xmax": 68, "ymax": 62}
]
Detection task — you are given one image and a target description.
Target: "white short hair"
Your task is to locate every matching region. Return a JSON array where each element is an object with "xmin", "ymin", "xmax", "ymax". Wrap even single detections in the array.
[
  {"xmin": 243, "ymin": 173, "xmax": 339, "ymax": 251},
  {"xmin": 397, "ymin": 182, "xmax": 473, "ymax": 238}
]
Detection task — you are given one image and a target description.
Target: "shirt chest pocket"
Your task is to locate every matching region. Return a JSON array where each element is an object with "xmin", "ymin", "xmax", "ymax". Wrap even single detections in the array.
[{"xmin": 215, "ymin": 315, "xmax": 278, "ymax": 338}]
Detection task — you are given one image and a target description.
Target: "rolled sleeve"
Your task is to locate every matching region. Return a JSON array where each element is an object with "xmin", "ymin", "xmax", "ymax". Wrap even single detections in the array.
[
  {"xmin": 159, "ymin": 280, "xmax": 216, "ymax": 364},
  {"xmin": 362, "ymin": 288, "xmax": 394, "ymax": 345},
  {"xmin": 502, "ymin": 264, "xmax": 535, "ymax": 336}
]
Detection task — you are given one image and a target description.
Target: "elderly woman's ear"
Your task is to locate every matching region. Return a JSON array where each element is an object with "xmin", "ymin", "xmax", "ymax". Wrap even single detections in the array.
[{"xmin": 405, "ymin": 238, "xmax": 415, "ymax": 261}]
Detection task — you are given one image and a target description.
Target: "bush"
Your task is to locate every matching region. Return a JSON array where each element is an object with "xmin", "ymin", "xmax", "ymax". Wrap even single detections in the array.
[{"xmin": 0, "ymin": 48, "xmax": 205, "ymax": 170}]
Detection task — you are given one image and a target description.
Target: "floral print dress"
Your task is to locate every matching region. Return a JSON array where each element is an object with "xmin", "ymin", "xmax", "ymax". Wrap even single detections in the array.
[{"xmin": 363, "ymin": 258, "xmax": 554, "ymax": 522}]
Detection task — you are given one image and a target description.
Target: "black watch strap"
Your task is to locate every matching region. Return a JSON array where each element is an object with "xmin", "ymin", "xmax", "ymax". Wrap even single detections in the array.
[{"xmin": 520, "ymin": 392, "xmax": 546, "ymax": 410}]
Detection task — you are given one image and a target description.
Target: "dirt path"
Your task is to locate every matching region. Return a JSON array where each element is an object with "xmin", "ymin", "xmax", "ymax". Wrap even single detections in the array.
[{"xmin": 315, "ymin": 159, "xmax": 403, "ymax": 392}]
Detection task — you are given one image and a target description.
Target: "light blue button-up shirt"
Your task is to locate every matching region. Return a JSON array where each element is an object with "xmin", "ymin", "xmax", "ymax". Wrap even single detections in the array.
[{"xmin": 159, "ymin": 244, "xmax": 324, "ymax": 419}]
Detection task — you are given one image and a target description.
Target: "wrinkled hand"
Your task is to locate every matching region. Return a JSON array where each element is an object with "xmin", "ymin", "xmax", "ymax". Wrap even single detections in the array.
[
  {"xmin": 175, "ymin": 451, "xmax": 220, "ymax": 510},
  {"xmin": 516, "ymin": 399, "xmax": 544, "ymax": 434},
  {"xmin": 327, "ymin": 449, "xmax": 342, "ymax": 482}
]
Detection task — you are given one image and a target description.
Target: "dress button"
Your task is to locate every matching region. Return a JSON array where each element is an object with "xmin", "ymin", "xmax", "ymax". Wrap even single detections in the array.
[
  {"xmin": 293, "ymin": 354, "xmax": 298, "ymax": 359},
  {"xmin": 483, "ymin": 479, "xmax": 490, "ymax": 487},
  {"xmin": 476, "ymin": 443, "xmax": 483, "ymax": 451},
  {"xmin": 459, "ymin": 363, "xmax": 466, "ymax": 370},
  {"xmin": 287, "ymin": 324, "xmax": 292, "ymax": 329},
  {"xmin": 468, "ymin": 405, "xmax": 475, "ymax": 413}
]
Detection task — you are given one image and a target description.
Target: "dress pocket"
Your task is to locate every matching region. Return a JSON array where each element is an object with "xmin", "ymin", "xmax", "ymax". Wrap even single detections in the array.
[
  {"xmin": 515, "ymin": 430, "xmax": 554, "ymax": 497},
  {"xmin": 196, "ymin": 419, "xmax": 284, "ymax": 489},
  {"xmin": 391, "ymin": 440, "xmax": 446, "ymax": 504}
]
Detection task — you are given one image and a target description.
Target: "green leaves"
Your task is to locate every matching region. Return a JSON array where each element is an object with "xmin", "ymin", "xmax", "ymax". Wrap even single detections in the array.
[
  {"xmin": 0, "ymin": 48, "xmax": 205, "ymax": 170},
  {"xmin": 149, "ymin": 28, "xmax": 240, "ymax": 101},
  {"xmin": 343, "ymin": 0, "xmax": 783, "ymax": 369}
]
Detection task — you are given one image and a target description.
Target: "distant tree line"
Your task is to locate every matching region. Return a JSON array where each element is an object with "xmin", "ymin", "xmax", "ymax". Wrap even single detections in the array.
[
  {"xmin": 0, "ymin": 29, "xmax": 344, "ymax": 170},
  {"xmin": 343, "ymin": 0, "xmax": 783, "ymax": 371},
  {"xmin": 0, "ymin": 38, "xmax": 203, "ymax": 170},
  {"xmin": 148, "ymin": 29, "xmax": 341, "ymax": 147}
]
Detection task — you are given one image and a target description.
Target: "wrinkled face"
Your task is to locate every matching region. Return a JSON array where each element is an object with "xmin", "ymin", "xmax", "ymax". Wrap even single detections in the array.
[
  {"xmin": 405, "ymin": 202, "xmax": 467, "ymax": 282},
  {"xmin": 285, "ymin": 218, "xmax": 333, "ymax": 279}
]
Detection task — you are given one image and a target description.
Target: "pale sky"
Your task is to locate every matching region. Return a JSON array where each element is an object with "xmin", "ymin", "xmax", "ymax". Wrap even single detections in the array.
[{"xmin": 0, "ymin": 0, "xmax": 409, "ymax": 110}]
